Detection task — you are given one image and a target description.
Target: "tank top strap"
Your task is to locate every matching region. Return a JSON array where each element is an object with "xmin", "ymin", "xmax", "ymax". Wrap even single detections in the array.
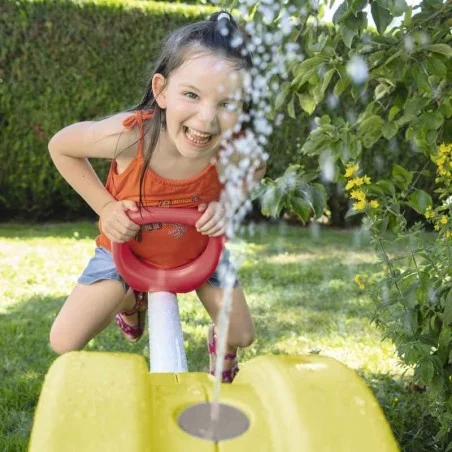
[{"xmin": 122, "ymin": 109, "xmax": 154, "ymax": 160}]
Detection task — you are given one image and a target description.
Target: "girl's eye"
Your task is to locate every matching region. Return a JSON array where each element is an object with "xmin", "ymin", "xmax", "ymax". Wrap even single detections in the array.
[
  {"xmin": 184, "ymin": 92, "xmax": 198, "ymax": 99},
  {"xmin": 221, "ymin": 102, "xmax": 238, "ymax": 111}
]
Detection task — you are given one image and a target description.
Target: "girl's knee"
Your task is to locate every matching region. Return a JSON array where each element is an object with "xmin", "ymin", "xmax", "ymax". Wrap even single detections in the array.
[
  {"xmin": 49, "ymin": 325, "xmax": 82, "ymax": 355},
  {"xmin": 229, "ymin": 329, "xmax": 255, "ymax": 349}
]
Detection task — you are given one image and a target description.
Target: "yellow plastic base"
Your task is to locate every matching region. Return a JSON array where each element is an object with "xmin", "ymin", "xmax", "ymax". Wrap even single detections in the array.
[{"xmin": 29, "ymin": 352, "xmax": 399, "ymax": 451}]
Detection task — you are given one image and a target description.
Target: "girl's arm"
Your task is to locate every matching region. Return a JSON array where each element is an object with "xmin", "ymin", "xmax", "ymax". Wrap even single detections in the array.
[{"xmin": 48, "ymin": 113, "xmax": 138, "ymax": 215}]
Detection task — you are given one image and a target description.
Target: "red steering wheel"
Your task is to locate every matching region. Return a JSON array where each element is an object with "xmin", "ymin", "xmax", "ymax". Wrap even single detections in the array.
[{"xmin": 111, "ymin": 208, "xmax": 225, "ymax": 293}]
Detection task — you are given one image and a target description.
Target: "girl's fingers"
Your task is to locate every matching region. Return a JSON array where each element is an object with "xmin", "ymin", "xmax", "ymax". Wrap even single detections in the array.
[
  {"xmin": 118, "ymin": 215, "xmax": 140, "ymax": 233},
  {"xmin": 197, "ymin": 216, "xmax": 219, "ymax": 232},
  {"xmin": 106, "ymin": 222, "xmax": 138, "ymax": 243},
  {"xmin": 197, "ymin": 203, "xmax": 208, "ymax": 212},
  {"xmin": 195, "ymin": 212, "xmax": 213, "ymax": 230},
  {"xmin": 209, "ymin": 228, "xmax": 225, "ymax": 237},
  {"xmin": 200, "ymin": 218, "xmax": 226, "ymax": 236},
  {"xmin": 204, "ymin": 224, "xmax": 225, "ymax": 237},
  {"xmin": 197, "ymin": 207, "xmax": 224, "ymax": 232}
]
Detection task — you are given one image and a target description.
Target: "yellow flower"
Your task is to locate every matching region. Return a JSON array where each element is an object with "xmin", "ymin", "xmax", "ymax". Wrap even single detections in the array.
[
  {"xmin": 345, "ymin": 179, "xmax": 355, "ymax": 191},
  {"xmin": 440, "ymin": 215, "xmax": 448, "ymax": 225},
  {"xmin": 435, "ymin": 143, "xmax": 452, "ymax": 177},
  {"xmin": 354, "ymin": 274, "xmax": 365, "ymax": 289},
  {"xmin": 353, "ymin": 199, "xmax": 367, "ymax": 210},
  {"xmin": 369, "ymin": 200, "xmax": 379, "ymax": 208},
  {"xmin": 434, "ymin": 223, "xmax": 441, "ymax": 231},
  {"xmin": 345, "ymin": 162, "xmax": 359, "ymax": 178},
  {"xmin": 350, "ymin": 189, "xmax": 366, "ymax": 201},
  {"xmin": 424, "ymin": 206, "xmax": 434, "ymax": 220},
  {"xmin": 352, "ymin": 177, "xmax": 365, "ymax": 187},
  {"xmin": 363, "ymin": 175, "xmax": 371, "ymax": 185},
  {"xmin": 445, "ymin": 231, "xmax": 452, "ymax": 239}
]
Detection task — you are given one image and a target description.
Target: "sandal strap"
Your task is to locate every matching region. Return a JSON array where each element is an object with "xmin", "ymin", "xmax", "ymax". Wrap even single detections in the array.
[
  {"xmin": 209, "ymin": 364, "xmax": 239, "ymax": 383},
  {"xmin": 115, "ymin": 313, "xmax": 142, "ymax": 338},
  {"xmin": 208, "ymin": 325, "xmax": 237, "ymax": 360},
  {"xmin": 121, "ymin": 291, "xmax": 148, "ymax": 316}
]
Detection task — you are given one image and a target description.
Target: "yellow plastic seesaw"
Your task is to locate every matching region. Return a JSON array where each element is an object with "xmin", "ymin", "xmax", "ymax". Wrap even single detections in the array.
[
  {"xmin": 29, "ymin": 209, "xmax": 399, "ymax": 451},
  {"xmin": 29, "ymin": 352, "xmax": 399, "ymax": 451}
]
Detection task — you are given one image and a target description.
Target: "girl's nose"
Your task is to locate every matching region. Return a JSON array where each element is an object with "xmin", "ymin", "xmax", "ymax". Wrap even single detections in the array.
[{"xmin": 198, "ymin": 103, "xmax": 218, "ymax": 126}]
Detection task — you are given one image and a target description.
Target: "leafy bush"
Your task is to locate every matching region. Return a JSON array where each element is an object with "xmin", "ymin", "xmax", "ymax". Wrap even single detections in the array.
[{"xmin": 235, "ymin": 0, "xmax": 451, "ymax": 447}]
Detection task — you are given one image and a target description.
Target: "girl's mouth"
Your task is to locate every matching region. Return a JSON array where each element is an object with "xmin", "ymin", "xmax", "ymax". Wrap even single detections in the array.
[{"xmin": 183, "ymin": 126, "xmax": 214, "ymax": 146}]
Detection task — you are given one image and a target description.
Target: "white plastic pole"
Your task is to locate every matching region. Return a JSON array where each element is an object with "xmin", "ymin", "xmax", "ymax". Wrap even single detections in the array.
[{"xmin": 148, "ymin": 292, "xmax": 188, "ymax": 372}]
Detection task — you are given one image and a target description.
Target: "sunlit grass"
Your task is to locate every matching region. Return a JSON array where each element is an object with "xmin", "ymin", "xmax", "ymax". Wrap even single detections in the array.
[{"xmin": 0, "ymin": 221, "xmax": 440, "ymax": 451}]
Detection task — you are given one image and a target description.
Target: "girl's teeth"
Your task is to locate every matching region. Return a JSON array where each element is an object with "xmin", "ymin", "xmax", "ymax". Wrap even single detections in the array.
[{"xmin": 185, "ymin": 127, "xmax": 212, "ymax": 144}]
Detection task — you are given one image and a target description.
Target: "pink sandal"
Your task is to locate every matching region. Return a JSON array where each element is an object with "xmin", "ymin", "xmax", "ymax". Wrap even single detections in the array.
[
  {"xmin": 207, "ymin": 324, "xmax": 239, "ymax": 383},
  {"xmin": 115, "ymin": 291, "xmax": 148, "ymax": 343}
]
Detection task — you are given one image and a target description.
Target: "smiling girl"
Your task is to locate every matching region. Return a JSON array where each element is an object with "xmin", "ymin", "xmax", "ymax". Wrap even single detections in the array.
[{"xmin": 48, "ymin": 10, "xmax": 265, "ymax": 383}]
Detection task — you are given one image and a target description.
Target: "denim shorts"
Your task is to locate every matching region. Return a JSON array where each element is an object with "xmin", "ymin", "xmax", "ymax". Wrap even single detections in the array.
[{"xmin": 78, "ymin": 246, "xmax": 240, "ymax": 292}]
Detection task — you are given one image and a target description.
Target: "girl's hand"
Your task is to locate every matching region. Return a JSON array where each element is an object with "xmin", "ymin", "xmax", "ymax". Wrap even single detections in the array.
[
  {"xmin": 100, "ymin": 200, "xmax": 140, "ymax": 243},
  {"xmin": 196, "ymin": 202, "xmax": 226, "ymax": 237}
]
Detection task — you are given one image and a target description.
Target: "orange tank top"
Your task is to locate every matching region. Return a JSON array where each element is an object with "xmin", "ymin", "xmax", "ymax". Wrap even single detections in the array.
[{"xmin": 96, "ymin": 110, "xmax": 224, "ymax": 269}]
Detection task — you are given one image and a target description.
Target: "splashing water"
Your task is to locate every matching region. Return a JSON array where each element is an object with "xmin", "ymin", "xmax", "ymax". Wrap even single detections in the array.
[{"xmin": 206, "ymin": 0, "xmax": 301, "ymax": 437}]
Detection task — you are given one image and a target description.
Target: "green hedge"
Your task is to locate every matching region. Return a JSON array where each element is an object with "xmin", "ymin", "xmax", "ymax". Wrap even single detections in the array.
[
  {"xmin": 0, "ymin": 0, "xmax": 215, "ymax": 220},
  {"xmin": 0, "ymin": 0, "xmax": 434, "ymax": 223}
]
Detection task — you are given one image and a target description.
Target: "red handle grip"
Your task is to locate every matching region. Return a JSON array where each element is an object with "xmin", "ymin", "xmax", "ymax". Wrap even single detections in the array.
[{"xmin": 111, "ymin": 207, "xmax": 225, "ymax": 293}]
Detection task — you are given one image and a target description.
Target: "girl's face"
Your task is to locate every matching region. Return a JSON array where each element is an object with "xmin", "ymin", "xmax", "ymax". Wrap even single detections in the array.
[{"xmin": 153, "ymin": 50, "xmax": 246, "ymax": 160}]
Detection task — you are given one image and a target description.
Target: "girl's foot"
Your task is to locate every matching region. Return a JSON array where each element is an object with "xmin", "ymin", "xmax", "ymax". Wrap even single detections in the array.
[
  {"xmin": 115, "ymin": 291, "xmax": 148, "ymax": 343},
  {"xmin": 207, "ymin": 324, "xmax": 239, "ymax": 383}
]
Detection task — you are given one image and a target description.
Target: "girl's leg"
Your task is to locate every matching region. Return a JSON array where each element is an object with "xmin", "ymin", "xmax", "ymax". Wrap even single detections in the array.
[
  {"xmin": 196, "ymin": 283, "xmax": 255, "ymax": 372},
  {"xmin": 49, "ymin": 280, "xmax": 136, "ymax": 355}
]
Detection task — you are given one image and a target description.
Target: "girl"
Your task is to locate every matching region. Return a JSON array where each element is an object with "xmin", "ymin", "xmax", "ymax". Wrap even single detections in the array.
[{"xmin": 48, "ymin": 10, "xmax": 266, "ymax": 383}]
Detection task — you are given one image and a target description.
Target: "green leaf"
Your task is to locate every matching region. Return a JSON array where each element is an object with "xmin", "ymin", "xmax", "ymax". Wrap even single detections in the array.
[
  {"xmin": 321, "ymin": 68, "xmax": 336, "ymax": 94},
  {"xmin": 439, "ymin": 326, "xmax": 451, "ymax": 350},
  {"xmin": 275, "ymin": 82, "xmax": 291, "ymax": 110},
  {"xmin": 291, "ymin": 67, "xmax": 317, "ymax": 90},
  {"xmin": 418, "ymin": 358, "xmax": 434, "ymax": 385},
  {"xmin": 426, "ymin": 58, "xmax": 447, "ymax": 78},
  {"xmin": 333, "ymin": 77, "xmax": 350, "ymax": 97},
  {"xmin": 389, "ymin": 0, "xmax": 408, "ymax": 16},
  {"xmin": 333, "ymin": 1, "xmax": 348, "ymax": 23},
  {"xmin": 406, "ymin": 189, "xmax": 432, "ymax": 214},
  {"xmin": 410, "ymin": 65, "xmax": 431, "ymax": 94},
  {"xmin": 382, "ymin": 122, "xmax": 398, "ymax": 139},
  {"xmin": 402, "ymin": 5, "xmax": 412, "ymax": 26},
  {"xmin": 351, "ymin": 0, "xmax": 368, "ymax": 14},
  {"xmin": 392, "ymin": 164, "xmax": 413, "ymax": 190},
  {"xmin": 298, "ymin": 93, "xmax": 317, "ymax": 115},
  {"xmin": 404, "ymin": 97, "xmax": 430, "ymax": 116},
  {"xmin": 357, "ymin": 115, "xmax": 384, "ymax": 148},
  {"xmin": 423, "ymin": 111, "xmax": 444, "ymax": 130},
  {"xmin": 287, "ymin": 96, "xmax": 296, "ymax": 119},
  {"xmin": 306, "ymin": 183, "xmax": 327, "ymax": 218},
  {"xmin": 289, "ymin": 197, "xmax": 312, "ymax": 224},
  {"xmin": 444, "ymin": 290, "xmax": 452, "ymax": 326},
  {"xmin": 377, "ymin": 179, "xmax": 396, "ymax": 195},
  {"xmin": 375, "ymin": 83, "xmax": 391, "ymax": 100},
  {"xmin": 439, "ymin": 98, "xmax": 452, "ymax": 118},
  {"xmin": 293, "ymin": 56, "xmax": 328, "ymax": 78},
  {"xmin": 340, "ymin": 26, "xmax": 357, "ymax": 49},
  {"xmin": 388, "ymin": 106, "xmax": 400, "ymax": 121},
  {"xmin": 260, "ymin": 186, "xmax": 285, "ymax": 218},
  {"xmin": 371, "ymin": 1, "xmax": 393, "ymax": 34},
  {"xmin": 403, "ymin": 309, "xmax": 418, "ymax": 333},
  {"xmin": 425, "ymin": 44, "xmax": 452, "ymax": 57}
]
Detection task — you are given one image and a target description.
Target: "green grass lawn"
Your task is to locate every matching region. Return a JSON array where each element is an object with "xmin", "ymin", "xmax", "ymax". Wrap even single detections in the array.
[{"xmin": 0, "ymin": 221, "xmax": 441, "ymax": 451}]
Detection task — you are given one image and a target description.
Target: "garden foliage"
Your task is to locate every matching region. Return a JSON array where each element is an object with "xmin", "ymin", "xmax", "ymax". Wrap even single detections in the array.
[{"xmin": 232, "ymin": 0, "xmax": 451, "ymax": 446}]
